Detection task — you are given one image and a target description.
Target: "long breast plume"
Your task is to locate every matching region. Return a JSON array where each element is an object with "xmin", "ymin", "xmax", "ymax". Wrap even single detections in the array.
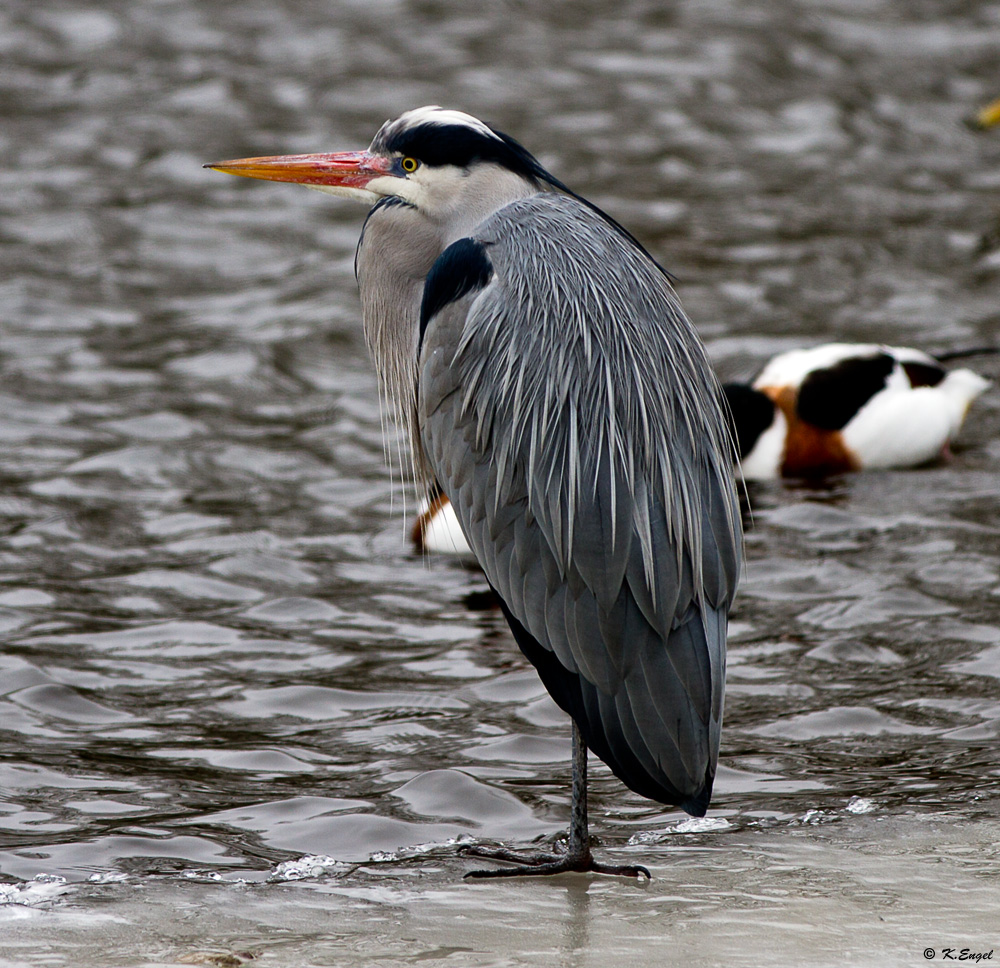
[{"xmin": 357, "ymin": 198, "xmax": 439, "ymax": 491}]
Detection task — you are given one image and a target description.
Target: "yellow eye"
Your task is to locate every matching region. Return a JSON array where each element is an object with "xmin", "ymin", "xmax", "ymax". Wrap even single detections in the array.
[{"xmin": 400, "ymin": 156, "xmax": 419, "ymax": 173}]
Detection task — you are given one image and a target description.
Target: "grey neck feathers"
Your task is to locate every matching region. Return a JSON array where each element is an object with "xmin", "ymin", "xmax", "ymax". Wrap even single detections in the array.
[
  {"xmin": 356, "ymin": 201, "xmax": 436, "ymax": 483},
  {"xmin": 355, "ymin": 170, "xmax": 540, "ymax": 487}
]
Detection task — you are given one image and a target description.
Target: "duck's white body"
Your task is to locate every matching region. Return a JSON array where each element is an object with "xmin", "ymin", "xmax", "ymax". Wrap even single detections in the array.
[
  {"xmin": 411, "ymin": 493, "xmax": 473, "ymax": 556},
  {"xmin": 729, "ymin": 343, "xmax": 991, "ymax": 480}
]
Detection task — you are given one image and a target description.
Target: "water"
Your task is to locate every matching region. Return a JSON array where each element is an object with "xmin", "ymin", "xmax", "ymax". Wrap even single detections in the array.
[{"xmin": 2, "ymin": 0, "xmax": 1000, "ymax": 965}]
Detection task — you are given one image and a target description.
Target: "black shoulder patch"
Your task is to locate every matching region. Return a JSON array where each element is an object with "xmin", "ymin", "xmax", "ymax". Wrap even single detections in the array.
[
  {"xmin": 419, "ymin": 238, "xmax": 493, "ymax": 342},
  {"xmin": 901, "ymin": 359, "xmax": 945, "ymax": 388},
  {"xmin": 796, "ymin": 352, "xmax": 895, "ymax": 430},
  {"xmin": 721, "ymin": 383, "xmax": 775, "ymax": 460}
]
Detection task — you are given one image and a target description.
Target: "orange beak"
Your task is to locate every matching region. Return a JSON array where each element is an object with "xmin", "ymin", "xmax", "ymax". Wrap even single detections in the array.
[{"xmin": 204, "ymin": 149, "xmax": 393, "ymax": 190}]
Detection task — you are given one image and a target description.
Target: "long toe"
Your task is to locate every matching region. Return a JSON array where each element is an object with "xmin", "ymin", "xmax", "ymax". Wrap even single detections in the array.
[
  {"xmin": 459, "ymin": 843, "xmax": 649, "ymax": 880},
  {"xmin": 458, "ymin": 844, "xmax": 563, "ymax": 870},
  {"xmin": 464, "ymin": 855, "xmax": 650, "ymax": 880}
]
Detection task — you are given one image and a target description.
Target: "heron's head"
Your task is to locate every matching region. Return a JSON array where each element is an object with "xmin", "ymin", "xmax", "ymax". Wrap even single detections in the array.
[{"xmin": 206, "ymin": 106, "xmax": 554, "ymax": 222}]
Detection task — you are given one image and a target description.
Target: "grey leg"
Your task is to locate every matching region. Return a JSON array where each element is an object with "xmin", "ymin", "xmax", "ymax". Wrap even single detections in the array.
[{"xmin": 462, "ymin": 723, "xmax": 651, "ymax": 880}]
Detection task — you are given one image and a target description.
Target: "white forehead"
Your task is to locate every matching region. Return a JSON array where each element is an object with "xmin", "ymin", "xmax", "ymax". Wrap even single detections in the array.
[{"xmin": 371, "ymin": 105, "xmax": 501, "ymax": 149}]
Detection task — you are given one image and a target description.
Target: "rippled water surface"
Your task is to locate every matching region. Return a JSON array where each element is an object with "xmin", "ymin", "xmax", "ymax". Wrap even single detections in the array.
[{"xmin": 2, "ymin": 1, "xmax": 1000, "ymax": 965}]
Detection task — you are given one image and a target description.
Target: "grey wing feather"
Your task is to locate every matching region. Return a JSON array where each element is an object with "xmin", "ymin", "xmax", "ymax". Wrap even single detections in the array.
[{"xmin": 418, "ymin": 194, "xmax": 740, "ymax": 809}]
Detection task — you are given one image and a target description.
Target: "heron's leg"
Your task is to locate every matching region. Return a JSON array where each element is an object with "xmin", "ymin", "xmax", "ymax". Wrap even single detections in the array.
[
  {"xmin": 461, "ymin": 724, "xmax": 650, "ymax": 880},
  {"xmin": 566, "ymin": 718, "xmax": 589, "ymax": 860}
]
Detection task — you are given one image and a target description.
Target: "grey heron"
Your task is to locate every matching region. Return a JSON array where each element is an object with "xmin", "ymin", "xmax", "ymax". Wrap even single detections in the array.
[{"xmin": 208, "ymin": 106, "xmax": 742, "ymax": 879}]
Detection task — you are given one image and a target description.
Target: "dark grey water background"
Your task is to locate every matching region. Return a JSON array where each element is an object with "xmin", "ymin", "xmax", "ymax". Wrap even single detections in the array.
[{"xmin": 1, "ymin": 1, "xmax": 999, "ymax": 965}]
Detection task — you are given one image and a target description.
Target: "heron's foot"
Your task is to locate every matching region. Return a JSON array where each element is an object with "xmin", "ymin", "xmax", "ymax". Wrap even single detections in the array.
[{"xmin": 459, "ymin": 843, "xmax": 650, "ymax": 880}]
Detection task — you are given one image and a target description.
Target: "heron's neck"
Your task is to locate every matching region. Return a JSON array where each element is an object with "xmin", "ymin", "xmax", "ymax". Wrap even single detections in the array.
[
  {"xmin": 355, "ymin": 201, "xmax": 441, "ymax": 481},
  {"xmin": 355, "ymin": 174, "xmax": 539, "ymax": 481}
]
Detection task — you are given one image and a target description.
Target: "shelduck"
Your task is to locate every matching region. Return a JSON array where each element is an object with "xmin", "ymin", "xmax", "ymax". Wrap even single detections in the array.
[
  {"xmin": 723, "ymin": 343, "xmax": 991, "ymax": 480},
  {"xmin": 411, "ymin": 487, "xmax": 472, "ymax": 556}
]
